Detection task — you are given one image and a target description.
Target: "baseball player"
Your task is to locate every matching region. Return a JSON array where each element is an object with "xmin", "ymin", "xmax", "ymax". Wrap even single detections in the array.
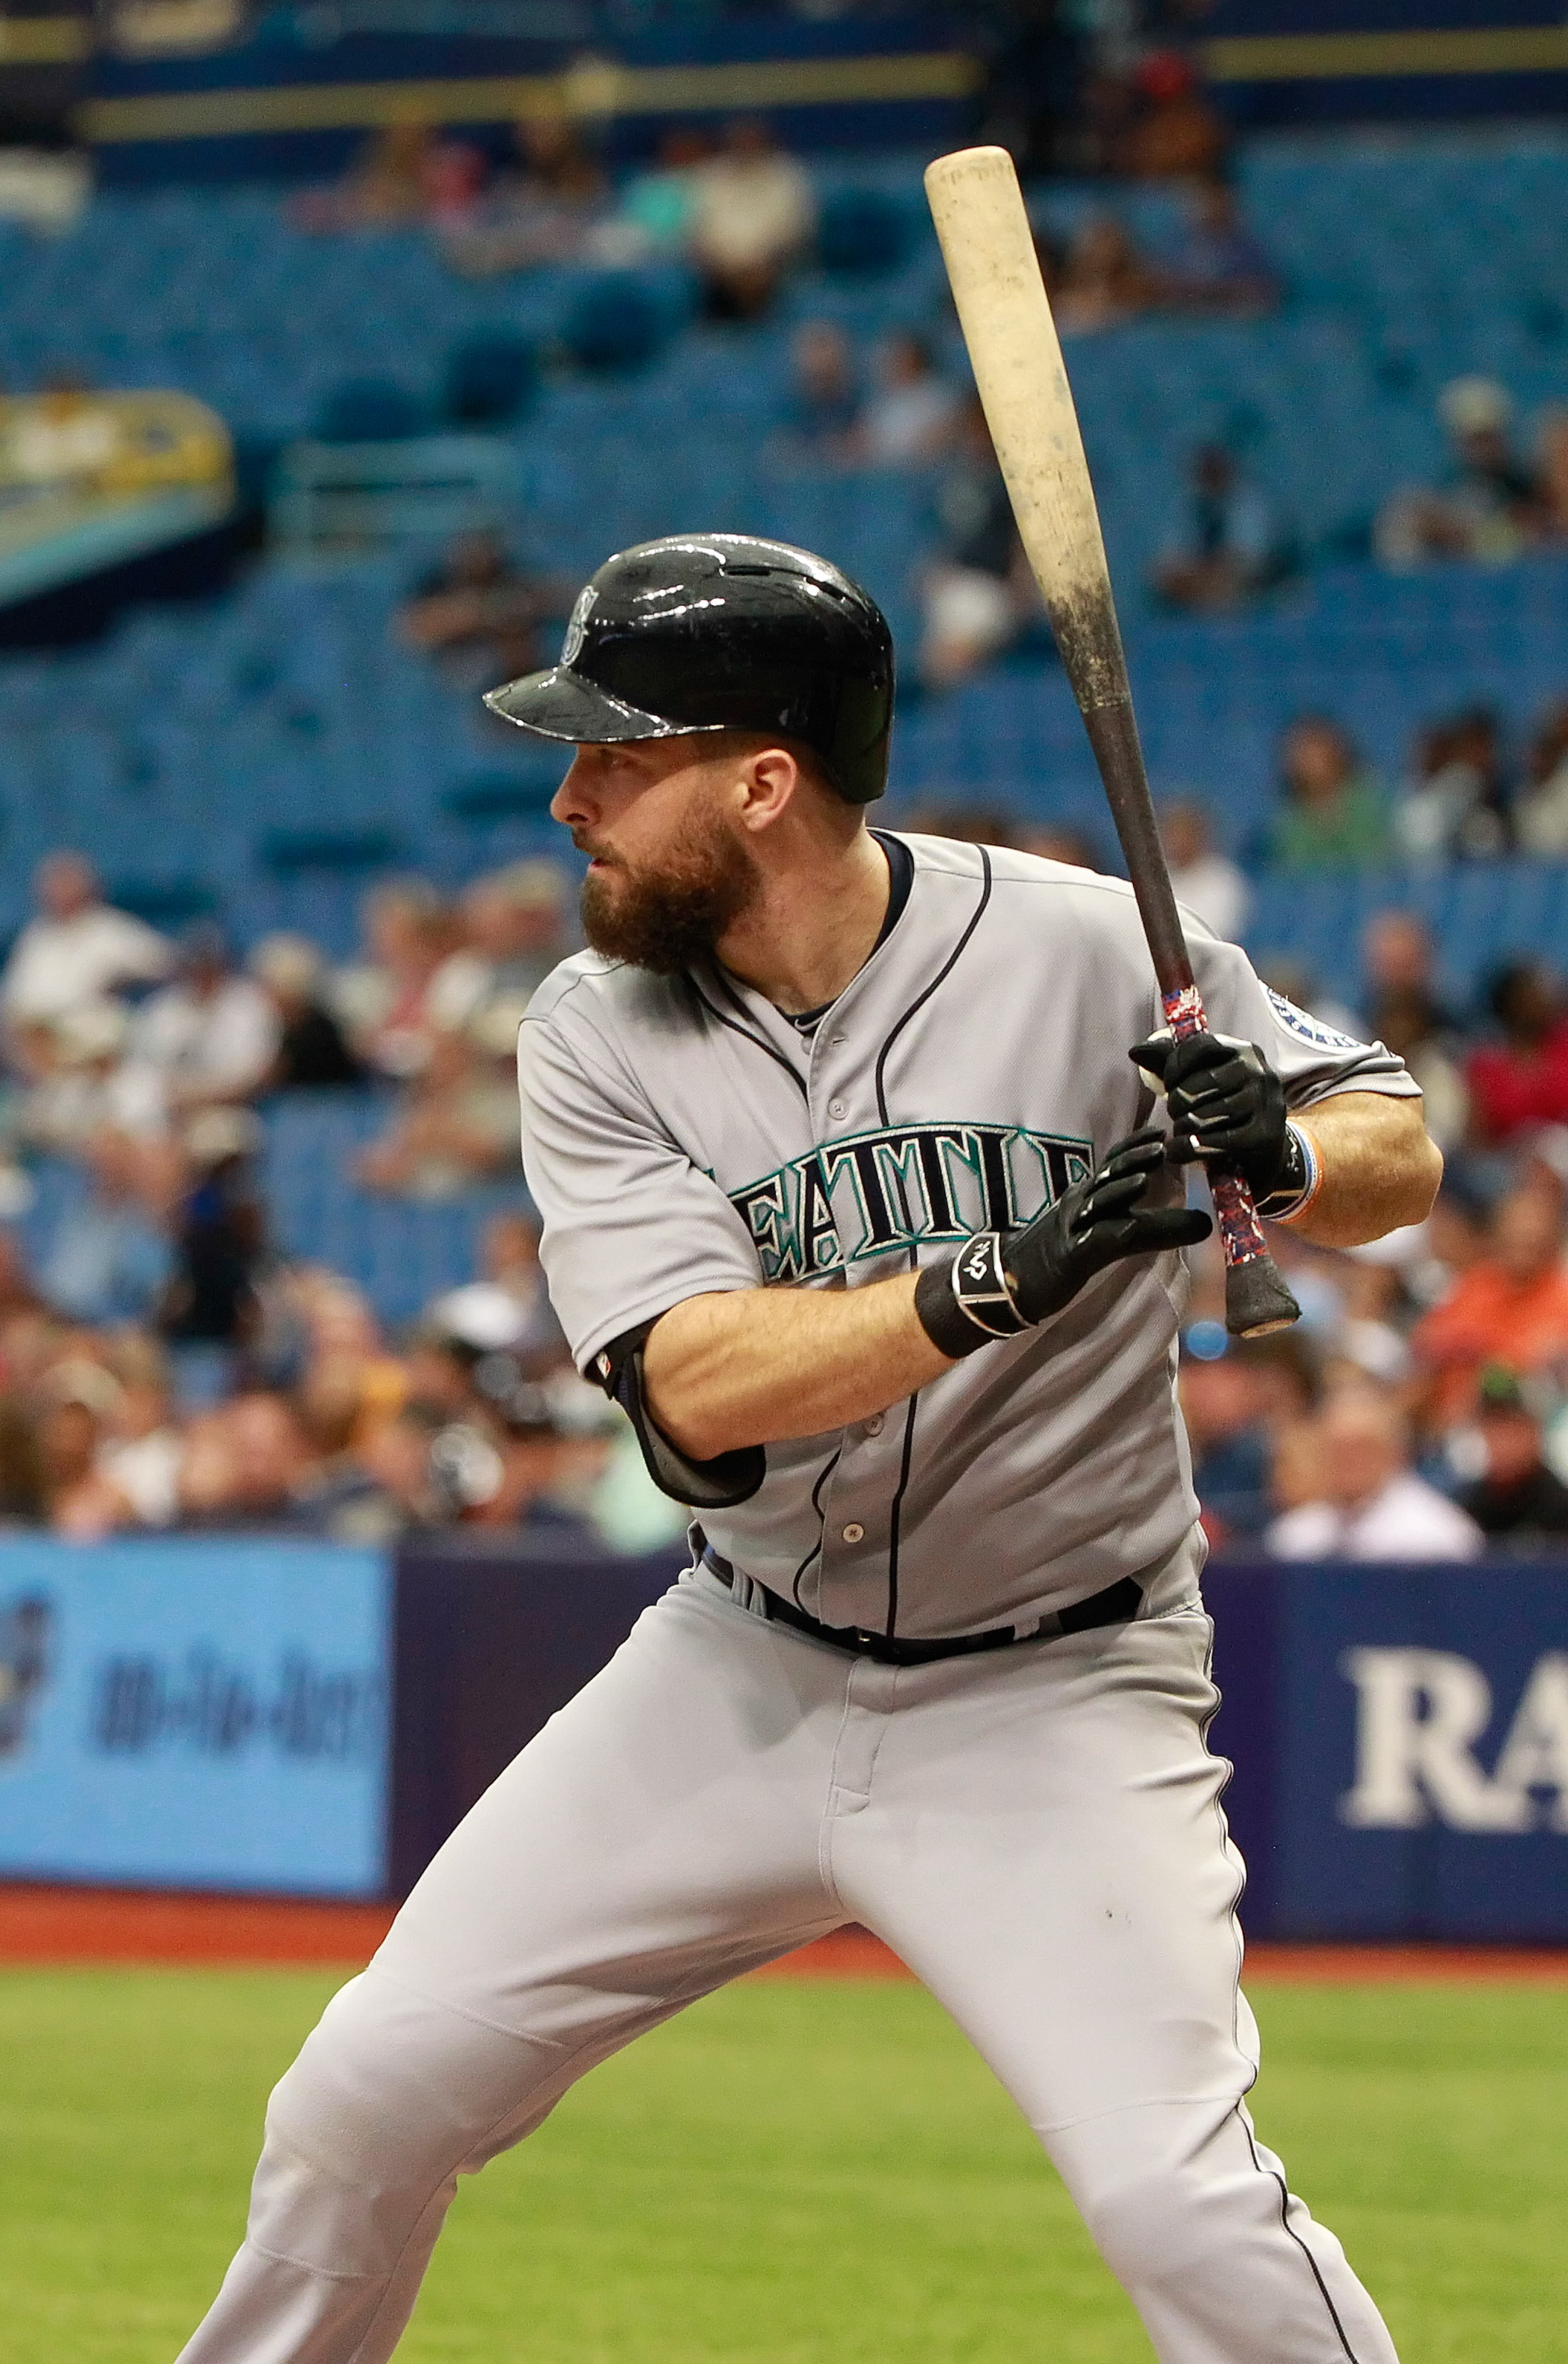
[{"xmin": 177, "ymin": 535, "xmax": 1441, "ymax": 2364}]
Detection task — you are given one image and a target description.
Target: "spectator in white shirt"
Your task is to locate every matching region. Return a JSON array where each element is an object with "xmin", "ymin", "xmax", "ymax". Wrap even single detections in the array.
[
  {"xmin": 1, "ymin": 853, "xmax": 172, "ymax": 1047},
  {"xmin": 1266, "ymin": 1391, "xmax": 1483, "ymax": 1561},
  {"xmin": 126, "ymin": 924, "xmax": 280, "ymax": 1123},
  {"xmin": 13, "ymin": 997, "xmax": 163, "ymax": 1152},
  {"xmin": 688, "ymin": 118, "xmax": 814, "ymax": 321},
  {"xmin": 1160, "ymin": 797, "xmax": 1250, "ymax": 942}
]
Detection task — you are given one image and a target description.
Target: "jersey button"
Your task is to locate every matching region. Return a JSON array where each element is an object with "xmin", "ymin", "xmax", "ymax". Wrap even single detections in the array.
[
  {"xmin": 841, "ymin": 1522, "xmax": 865, "ymax": 1544},
  {"xmin": 863, "ymin": 1414, "xmax": 884, "ymax": 1437},
  {"xmin": 827, "ymin": 1097, "xmax": 847, "ymax": 1120}
]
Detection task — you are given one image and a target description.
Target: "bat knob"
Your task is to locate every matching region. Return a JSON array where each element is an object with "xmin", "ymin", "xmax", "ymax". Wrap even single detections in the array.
[{"xmin": 1224, "ymin": 1252, "xmax": 1301, "ymax": 1339}]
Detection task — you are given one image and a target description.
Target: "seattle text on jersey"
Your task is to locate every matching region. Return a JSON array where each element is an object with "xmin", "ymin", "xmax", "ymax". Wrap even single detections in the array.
[{"xmin": 729, "ymin": 1121, "xmax": 1093, "ymax": 1284}]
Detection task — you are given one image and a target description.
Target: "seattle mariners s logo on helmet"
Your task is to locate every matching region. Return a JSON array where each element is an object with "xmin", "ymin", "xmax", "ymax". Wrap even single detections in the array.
[{"xmin": 561, "ymin": 586, "xmax": 598, "ymax": 667}]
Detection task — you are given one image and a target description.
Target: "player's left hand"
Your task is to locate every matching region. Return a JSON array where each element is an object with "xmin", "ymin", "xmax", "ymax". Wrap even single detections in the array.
[
  {"xmin": 1129, "ymin": 1029, "xmax": 1290, "ymax": 1199},
  {"xmin": 914, "ymin": 1127, "xmax": 1213, "ymax": 1359}
]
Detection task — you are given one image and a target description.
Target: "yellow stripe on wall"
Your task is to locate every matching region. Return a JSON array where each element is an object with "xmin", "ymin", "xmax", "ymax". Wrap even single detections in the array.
[
  {"xmin": 0, "ymin": 14, "xmax": 91, "ymax": 63},
  {"xmin": 79, "ymin": 47, "xmax": 980, "ymax": 143},
  {"xmin": 16, "ymin": 11, "xmax": 1568, "ymax": 108},
  {"xmin": 1205, "ymin": 25, "xmax": 1568, "ymax": 82},
  {"xmin": 61, "ymin": 18, "xmax": 1568, "ymax": 144}
]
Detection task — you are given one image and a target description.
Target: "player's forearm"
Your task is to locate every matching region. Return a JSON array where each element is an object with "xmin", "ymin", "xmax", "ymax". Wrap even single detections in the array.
[
  {"xmin": 644, "ymin": 1275, "xmax": 951, "ymax": 1460},
  {"xmin": 1284, "ymin": 1091, "xmax": 1442, "ymax": 1249}
]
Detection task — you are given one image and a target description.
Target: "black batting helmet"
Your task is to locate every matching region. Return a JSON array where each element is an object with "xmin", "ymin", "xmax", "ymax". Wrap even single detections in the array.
[{"xmin": 483, "ymin": 532, "xmax": 895, "ymax": 805}]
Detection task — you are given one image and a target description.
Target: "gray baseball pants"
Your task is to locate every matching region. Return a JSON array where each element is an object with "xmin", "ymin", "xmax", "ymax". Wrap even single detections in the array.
[{"xmin": 176, "ymin": 1551, "xmax": 1398, "ymax": 2364}]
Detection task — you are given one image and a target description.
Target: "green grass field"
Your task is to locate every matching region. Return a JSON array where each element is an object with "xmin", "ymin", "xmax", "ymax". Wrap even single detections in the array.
[{"xmin": 1, "ymin": 1968, "xmax": 1564, "ymax": 2363}]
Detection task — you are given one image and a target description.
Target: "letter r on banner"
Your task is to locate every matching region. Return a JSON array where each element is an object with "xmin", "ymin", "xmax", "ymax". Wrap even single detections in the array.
[{"xmin": 1339, "ymin": 1648, "xmax": 1532, "ymax": 1832}]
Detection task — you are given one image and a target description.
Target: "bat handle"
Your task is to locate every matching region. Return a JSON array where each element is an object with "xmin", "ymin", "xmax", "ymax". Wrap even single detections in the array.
[{"xmin": 1161, "ymin": 985, "xmax": 1301, "ymax": 1339}]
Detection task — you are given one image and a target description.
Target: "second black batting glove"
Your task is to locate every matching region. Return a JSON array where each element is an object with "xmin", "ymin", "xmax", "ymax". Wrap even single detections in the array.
[
  {"xmin": 915, "ymin": 1128, "xmax": 1213, "ymax": 1359},
  {"xmin": 1129, "ymin": 1029, "xmax": 1293, "ymax": 1201}
]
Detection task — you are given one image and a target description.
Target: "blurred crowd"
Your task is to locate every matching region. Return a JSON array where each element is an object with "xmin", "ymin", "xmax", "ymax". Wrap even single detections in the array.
[
  {"xmin": 8, "ymin": 812, "xmax": 1568, "ymax": 1561},
  {"xmin": 1152, "ymin": 375, "xmax": 1568, "ymax": 621},
  {"xmin": 0, "ymin": 1195, "xmax": 681, "ymax": 1552},
  {"xmin": 1261, "ymin": 699, "xmax": 1568, "ymax": 868},
  {"xmin": 1376, "ymin": 378, "xmax": 1568, "ymax": 574},
  {"xmin": 764, "ymin": 353, "xmax": 1568, "ymax": 693},
  {"xmin": 0, "ymin": 847, "xmax": 705, "ymax": 1550},
  {"xmin": 7, "ymin": 4, "xmax": 1568, "ymax": 1564},
  {"xmin": 1182, "ymin": 1161, "xmax": 1568, "ymax": 1566},
  {"xmin": 1001, "ymin": 698, "xmax": 1568, "ymax": 881},
  {"xmin": 0, "ymin": 848, "xmax": 573, "ymax": 1209},
  {"xmin": 287, "ymin": 23, "xmax": 1247, "ymax": 316},
  {"xmin": 295, "ymin": 114, "xmax": 820, "ymax": 322}
]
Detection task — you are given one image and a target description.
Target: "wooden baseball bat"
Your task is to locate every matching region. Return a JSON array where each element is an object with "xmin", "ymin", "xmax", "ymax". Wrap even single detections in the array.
[{"xmin": 924, "ymin": 143, "xmax": 1299, "ymax": 1339}]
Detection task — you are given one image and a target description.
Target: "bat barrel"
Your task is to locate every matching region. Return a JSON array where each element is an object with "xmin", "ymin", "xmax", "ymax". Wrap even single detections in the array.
[
  {"xmin": 924, "ymin": 143, "xmax": 1300, "ymax": 1341},
  {"xmin": 1078, "ymin": 698, "xmax": 1193, "ymax": 999}
]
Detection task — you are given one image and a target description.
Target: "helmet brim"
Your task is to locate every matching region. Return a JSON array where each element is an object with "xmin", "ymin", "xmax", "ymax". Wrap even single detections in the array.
[{"xmin": 483, "ymin": 663, "xmax": 725, "ymax": 747}]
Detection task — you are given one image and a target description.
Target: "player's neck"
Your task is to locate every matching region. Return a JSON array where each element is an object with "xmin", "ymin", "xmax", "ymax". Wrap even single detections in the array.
[{"xmin": 716, "ymin": 826, "xmax": 891, "ymax": 1016}]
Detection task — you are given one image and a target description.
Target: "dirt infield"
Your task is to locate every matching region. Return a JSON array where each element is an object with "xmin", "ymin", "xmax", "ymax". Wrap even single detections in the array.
[{"xmin": 2, "ymin": 1883, "xmax": 1566, "ymax": 1980}]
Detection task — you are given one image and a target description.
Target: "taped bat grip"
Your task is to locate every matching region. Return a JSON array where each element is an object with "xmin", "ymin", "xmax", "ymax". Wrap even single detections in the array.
[
  {"xmin": 1211, "ymin": 1174, "xmax": 1302, "ymax": 1337},
  {"xmin": 1161, "ymin": 987, "xmax": 1302, "ymax": 1339}
]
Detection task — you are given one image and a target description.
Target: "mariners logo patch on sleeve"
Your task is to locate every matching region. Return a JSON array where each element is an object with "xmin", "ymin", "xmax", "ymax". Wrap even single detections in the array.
[{"xmin": 1265, "ymin": 987, "xmax": 1367, "ymax": 1052}]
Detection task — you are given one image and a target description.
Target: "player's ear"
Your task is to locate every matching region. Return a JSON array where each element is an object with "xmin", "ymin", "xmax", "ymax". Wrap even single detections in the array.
[{"xmin": 728, "ymin": 742, "xmax": 800, "ymax": 834}]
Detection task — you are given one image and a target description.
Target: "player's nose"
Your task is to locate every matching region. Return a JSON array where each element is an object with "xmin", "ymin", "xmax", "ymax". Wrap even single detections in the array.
[{"xmin": 551, "ymin": 753, "xmax": 595, "ymax": 828}]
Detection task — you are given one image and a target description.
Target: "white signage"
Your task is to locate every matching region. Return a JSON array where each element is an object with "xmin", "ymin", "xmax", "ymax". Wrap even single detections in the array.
[{"xmin": 1339, "ymin": 1648, "xmax": 1568, "ymax": 1833}]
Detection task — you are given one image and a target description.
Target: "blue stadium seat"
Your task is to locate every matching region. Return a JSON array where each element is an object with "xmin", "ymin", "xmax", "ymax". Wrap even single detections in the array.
[{"xmin": 259, "ymin": 1092, "xmax": 529, "ymax": 1323}]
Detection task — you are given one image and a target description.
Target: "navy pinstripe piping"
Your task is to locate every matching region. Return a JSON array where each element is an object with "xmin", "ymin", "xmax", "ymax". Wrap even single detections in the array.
[
  {"xmin": 1194, "ymin": 1622, "xmax": 1361, "ymax": 2359},
  {"xmin": 872, "ymin": 848, "xmax": 994, "ymax": 1130},
  {"xmin": 883, "ymin": 1395, "xmax": 921, "ymax": 1640},
  {"xmin": 687, "ymin": 973, "xmax": 809, "ymax": 1101},
  {"xmin": 871, "ymin": 849, "xmax": 995, "ymax": 1639},
  {"xmin": 791, "ymin": 1447, "xmax": 843, "ymax": 1607},
  {"xmin": 1235, "ymin": 2108, "xmax": 1363, "ymax": 2361}
]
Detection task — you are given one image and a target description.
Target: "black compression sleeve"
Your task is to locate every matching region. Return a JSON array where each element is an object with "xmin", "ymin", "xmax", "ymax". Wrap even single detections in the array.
[{"xmin": 592, "ymin": 1323, "xmax": 765, "ymax": 1507}]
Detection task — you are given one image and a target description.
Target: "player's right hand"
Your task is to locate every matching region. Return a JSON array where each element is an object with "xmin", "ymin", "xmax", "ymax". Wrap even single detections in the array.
[
  {"xmin": 1129, "ymin": 1030, "xmax": 1290, "ymax": 1198},
  {"xmin": 915, "ymin": 1129, "xmax": 1212, "ymax": 1359}
]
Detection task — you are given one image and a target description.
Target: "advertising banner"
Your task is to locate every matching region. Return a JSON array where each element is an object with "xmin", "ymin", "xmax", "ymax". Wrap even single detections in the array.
[
  {"xmin": 1206, "ymin": 1561, "xmax": 1568, "ymax": 1942},
  {"xmin": 2, "ymin": 1536, "xmax": 1562, "ymax": 1932},
  {"xmin": 0, "ymin": 1538, "xmax": 391, "ymax": 1896}
]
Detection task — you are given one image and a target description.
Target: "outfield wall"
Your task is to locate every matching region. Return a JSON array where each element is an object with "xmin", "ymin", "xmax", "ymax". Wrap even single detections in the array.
[
  {"xmin": 0, "ymin": 1538, "xmax": 1563, "ymax": 1940},
  {"xmin": 1203, "ymin": 1561, "xmax": 1568, "ymax": 1945},
  {"xmin": 0, "ymin": 1538, "xmax": 394, "ymax": 1896}
]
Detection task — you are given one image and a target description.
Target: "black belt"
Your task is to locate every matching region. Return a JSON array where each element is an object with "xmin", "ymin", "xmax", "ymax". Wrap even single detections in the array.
[{"xmin": 702, "ymin": 1548, "xmax": 1143, "ymax": 1668}]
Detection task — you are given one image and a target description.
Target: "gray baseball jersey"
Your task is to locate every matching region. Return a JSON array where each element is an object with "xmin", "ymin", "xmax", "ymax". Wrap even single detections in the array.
[{"xmin": 520, "ymin": 835, "xmax": 1417, "ymax": 1639}]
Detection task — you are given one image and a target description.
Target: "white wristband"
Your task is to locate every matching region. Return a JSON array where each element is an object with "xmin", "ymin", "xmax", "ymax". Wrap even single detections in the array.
[{"xmin": 1264, "ymin": 1121, "xmax": 1322, "ymax": 1224}]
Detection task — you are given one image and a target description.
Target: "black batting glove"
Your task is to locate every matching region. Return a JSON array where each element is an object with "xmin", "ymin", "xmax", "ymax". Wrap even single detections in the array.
[
  {"xmin": 1130, "ymin": 1030, "xmax": 1290, "ymax": 1200},
  {"xmin": 915, "ymin": 1127, "xmax": 1212, "ymax": 1359}
]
